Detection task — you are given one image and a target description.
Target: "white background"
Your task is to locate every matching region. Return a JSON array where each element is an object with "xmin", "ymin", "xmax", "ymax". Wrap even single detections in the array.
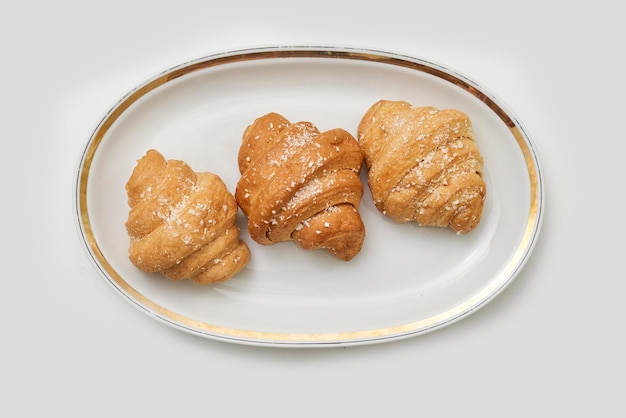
[{"xmin": 3, "ymin": 1, "xmax": 623, "ymax": 416}]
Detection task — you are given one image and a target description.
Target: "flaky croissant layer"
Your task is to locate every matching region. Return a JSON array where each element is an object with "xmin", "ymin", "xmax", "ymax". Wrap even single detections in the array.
[
  {"xmin": 125, "ymin": 149, "xmax": 250, "ymax": 284},
  {"xmin": 357, "ymin": 100, "xmax": 486, "ymax": 234},
  {"xmin": 236, "ymin": 113, "xmax": 366, "ymax": 261}
]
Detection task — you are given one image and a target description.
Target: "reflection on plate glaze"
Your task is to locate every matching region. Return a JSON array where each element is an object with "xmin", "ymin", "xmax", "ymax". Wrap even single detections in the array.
[{"xmin": 74, "ymin": 46, "xmax": 543, "ymax": 347}]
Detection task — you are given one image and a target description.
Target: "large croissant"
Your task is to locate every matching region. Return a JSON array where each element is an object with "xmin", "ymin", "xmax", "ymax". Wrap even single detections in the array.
[
  {"xmin": 125, "ymin": 149, "xmax": 250, "ymax": 284},
  {"xmin": 357, "ymin": 100, "xmax": 486, "ymax": 234},
  {"xmin": 236, "ymin": 113, "xmax": 366, "ymax": 261}
]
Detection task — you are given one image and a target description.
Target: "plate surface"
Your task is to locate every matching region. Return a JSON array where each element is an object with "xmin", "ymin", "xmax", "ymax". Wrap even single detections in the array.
[{"xmin": 74, "ymin": 46, "xmax": 543, "ymax": 347}]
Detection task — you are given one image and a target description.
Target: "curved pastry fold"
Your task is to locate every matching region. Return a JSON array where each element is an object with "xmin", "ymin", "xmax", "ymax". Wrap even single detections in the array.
[
  {"xmin": 125, "ymin": 149, "xmax": 250, "ymax": 284},
  {"xmin": 236, "ymin": 113, "xmax": 366, "ymax": 261},
  {"xmin": 357, "ymin": 100, "xmax": 486, "ymax": 234}
]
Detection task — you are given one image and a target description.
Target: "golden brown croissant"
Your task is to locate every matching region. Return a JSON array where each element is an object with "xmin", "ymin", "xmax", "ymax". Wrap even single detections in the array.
[
  {"xmin": 125, "ymin": 149, "xmax": 250, "ymax": 284},
  {"xmin": 357, "ymin": 100, "xmax": 486, "ymax": 234},
  {"xmin": 236, "ymin": 113, "xmax": 366, "ymax": 261}
]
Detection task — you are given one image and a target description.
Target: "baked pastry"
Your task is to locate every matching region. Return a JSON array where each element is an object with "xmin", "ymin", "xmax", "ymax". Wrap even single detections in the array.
[
  {"xmin": 357, "ymin": 100, "xmax": 486, "ymax": 234},
  {"xmin": 236, "ymin": 112, "xmax": 366, "ymax": 261},
  {"xmin": 125, "ymin": 149, "xmax": 250, "ymax": 284}
]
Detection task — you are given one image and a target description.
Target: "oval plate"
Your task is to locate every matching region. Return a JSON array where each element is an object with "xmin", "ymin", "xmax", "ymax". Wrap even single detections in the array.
[{"xmin": 74, "ymin": 46, "xmax": 543, "ymax": 347}]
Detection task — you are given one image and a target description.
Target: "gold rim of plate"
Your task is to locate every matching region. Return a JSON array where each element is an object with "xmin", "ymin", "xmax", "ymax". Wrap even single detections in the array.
[{"xmin": 74, "ymin": 46, "xmax": 544, "ymax": 347}]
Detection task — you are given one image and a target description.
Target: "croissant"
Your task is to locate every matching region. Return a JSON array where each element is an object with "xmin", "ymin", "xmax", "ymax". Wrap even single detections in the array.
[
  {"xmin": 357, "ymin": 100, "xmax": 486, "ymax": 234},
  {"xmin": 125, "ymin": 149, "xmax": 250, "ymax": 284},
  {"xmin": 235, "ymin": 113, "xmax": 366, "ymax": 261}
]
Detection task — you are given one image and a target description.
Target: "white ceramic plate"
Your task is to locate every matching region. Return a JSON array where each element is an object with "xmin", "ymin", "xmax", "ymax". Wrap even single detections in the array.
[{"xmin": 74, "ymin": 46, "xmax": 543, "ymax": 347}]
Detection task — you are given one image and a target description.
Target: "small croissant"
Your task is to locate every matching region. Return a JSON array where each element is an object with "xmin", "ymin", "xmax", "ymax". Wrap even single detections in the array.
[
  {"xmin": 236, "ymin": 113, "xmax": 366, "ymax": 261},
  {"xmin": 357, "ymin": 100, "xmax": 486, "ymax": 234},
  {"xmin": 125, "ymin": 149, "xmax": 250, "ymax": 284}
]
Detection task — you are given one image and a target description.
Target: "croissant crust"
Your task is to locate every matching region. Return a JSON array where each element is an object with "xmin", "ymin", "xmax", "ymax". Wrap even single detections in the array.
[
  {"xmin": 236, "ymin": 113, "xmax": 366, "ymax": 261},
  {"xmin": 357, "ymin": 100, "xmax": 486, "ymax": 234},
  {"xmin": 125, "ymin": 149, "xmax": 250, "ymax": 284}
]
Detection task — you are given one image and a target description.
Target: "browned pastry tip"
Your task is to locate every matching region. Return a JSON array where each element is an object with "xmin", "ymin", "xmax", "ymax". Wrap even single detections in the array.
[
  {"xmin": 357, "ymin": 100, "xmax": 486, "ymax": 234},
  {"xmin": 236, "ymin": 113, "xmax": 366, "ymax": 260},
  {"xmin": 125, "ymin": 149, "xmax": 250, "ymax": 284}
]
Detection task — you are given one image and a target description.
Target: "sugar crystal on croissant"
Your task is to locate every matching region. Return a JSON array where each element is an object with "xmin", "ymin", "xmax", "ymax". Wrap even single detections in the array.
[
  {"xmin": 125, "ymin": 149, "xmax": 250, "ymax": 284},
  {"xmin": 236, "ymin": 113, "xmax": 366, "ymax": 261},
  {"xmin": 357, "ymin": 100, "xmax": 486, "ymax": 234}
]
